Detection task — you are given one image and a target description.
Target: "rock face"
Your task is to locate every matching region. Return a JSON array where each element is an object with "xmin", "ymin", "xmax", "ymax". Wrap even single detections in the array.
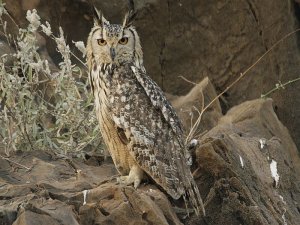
[
  {"xmin": 4, "ymin": 0, "xmax": 300, "ymax": 150},
  {"xmin": 0, "ymin": 151, "xmax": 182, "ymax": 225},
  {"xmin": 193, "ymin": 98, "xmax": 300, "ymax": 225},
  {"xmin": 1, "ymin": 78, "xmax": 300, "ymax": 224},
  {"xmin": 171, "ymin": 77, "xmax": 222, "ymax": 138},
  {"xmin": 78, "ymin": 184, "xmax": 182, "ymax": 225}
]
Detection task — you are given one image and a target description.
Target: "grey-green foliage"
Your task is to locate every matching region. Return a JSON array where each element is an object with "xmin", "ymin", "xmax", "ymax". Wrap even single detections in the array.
[{"xmin": 0, "ymin": 5, "xmax": 101, "ymax": 156}]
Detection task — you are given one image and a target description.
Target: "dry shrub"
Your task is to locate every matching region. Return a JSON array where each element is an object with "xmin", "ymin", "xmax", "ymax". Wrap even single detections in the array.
[{"xmin": 0, "ymin": 5, "xmax": 102, "ymax": 156}]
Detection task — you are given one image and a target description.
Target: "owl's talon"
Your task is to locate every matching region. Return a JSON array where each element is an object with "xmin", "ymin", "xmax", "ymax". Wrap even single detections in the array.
[
  {"xmin": 116, "ymin": 165, "xmax": 144, "ymax": 189},
  {"xmin": 116, "ymin": 175, "xmax": 129, "ymax": 185},
  {"xmin": 116, "ymin": 175, "xmax": 136, "ymax": 187},
  {"xmin": 110, "ymin": 174, "xmax": 119, "ymax": 181},
  {"xmin": 134, "ymin": 179, "xmax": 141, "ymax": 189}
]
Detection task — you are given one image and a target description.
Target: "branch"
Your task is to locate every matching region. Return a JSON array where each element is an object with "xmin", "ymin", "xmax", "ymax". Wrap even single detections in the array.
[
  {"xmin": 0, "ymin": 154, "xmax": 31, "ymax": 170},
  {"xmin": 261, "ymin": 77, "xmax": 300, "ymax": 98}
]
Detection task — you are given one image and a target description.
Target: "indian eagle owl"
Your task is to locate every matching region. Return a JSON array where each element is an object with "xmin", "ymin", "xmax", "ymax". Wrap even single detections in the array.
[{"xmin": 86, "ymin": 8, "xmax": 205, "ymax": 216}]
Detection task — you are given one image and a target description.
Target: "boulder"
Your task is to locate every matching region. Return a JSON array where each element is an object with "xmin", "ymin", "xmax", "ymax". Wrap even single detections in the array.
[
  {"xmin": 191, "ymin": 99, "xmax": 300, "ymax": 225},
  {"xmin": 171, "ymin": 77, "xmax": 222, "ymax": 137}
]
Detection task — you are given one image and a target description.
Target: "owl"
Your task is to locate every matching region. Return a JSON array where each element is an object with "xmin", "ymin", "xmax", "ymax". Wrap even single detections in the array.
[{"xmin": 86, "ymin": 8, "xmax": 205, "ymax": 216}]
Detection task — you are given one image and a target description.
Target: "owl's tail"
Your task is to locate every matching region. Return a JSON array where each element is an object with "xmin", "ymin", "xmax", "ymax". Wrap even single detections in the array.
[{"xmin": 184, "ymin": 175, "xmax": 206, "ymax": 216}]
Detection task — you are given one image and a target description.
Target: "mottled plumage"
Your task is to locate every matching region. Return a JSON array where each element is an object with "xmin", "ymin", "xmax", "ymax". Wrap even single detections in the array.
[{"xmin": 86, "ymin": 8, "xmax": 205, "ymax": 216}]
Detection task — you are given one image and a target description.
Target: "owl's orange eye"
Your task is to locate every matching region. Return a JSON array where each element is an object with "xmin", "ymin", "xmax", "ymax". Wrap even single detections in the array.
[
  {"xmin": 119, "ymin": 37, "xmax": 128, "ymax": 45},
  {"xmin": 97, "ymin": 39, "xmax": 107, "ymax": 46}
]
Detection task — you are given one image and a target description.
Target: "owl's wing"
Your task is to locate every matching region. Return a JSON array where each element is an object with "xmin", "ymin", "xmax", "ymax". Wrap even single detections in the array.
[
  {"xmin": 130, "ymin": 66, "xmax": 193, "ymax": 166},
  {"xmin": 130, "ymin": 66, "xmax": 185, "ymax": 146},
  {"xmin": 111, "ymin": 67, "xmax": 186, "ymax": 199}
]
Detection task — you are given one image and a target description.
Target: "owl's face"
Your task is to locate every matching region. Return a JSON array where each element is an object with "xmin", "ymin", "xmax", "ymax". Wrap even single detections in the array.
[{"xmin": 87, "ymin": 10, "xmax": 143, "ymax": 68}]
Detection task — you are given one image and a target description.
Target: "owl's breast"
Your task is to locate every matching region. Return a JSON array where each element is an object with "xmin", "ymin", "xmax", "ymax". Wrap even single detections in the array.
[
  {"xmin": 90, "ymin": 64, "xmax": 138, "ymax": 118},
  {"xmin": 90, "ymin": 63, "xmax": 138, "ymax": 174},
  {"xmin": 90, "ymin": 65, "xmax": 113, "ymax": 106}
]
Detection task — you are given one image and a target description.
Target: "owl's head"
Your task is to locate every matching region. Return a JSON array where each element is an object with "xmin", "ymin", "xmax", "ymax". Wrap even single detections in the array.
[{"xmin": 86, "ymin": 8, "xmax": 143, "ymax": 70}]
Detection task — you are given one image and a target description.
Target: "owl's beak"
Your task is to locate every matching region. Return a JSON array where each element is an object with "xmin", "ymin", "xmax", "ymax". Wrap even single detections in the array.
[{"xmin": 110, "ymin": 48, "xmax": 116, "ymax": 61}]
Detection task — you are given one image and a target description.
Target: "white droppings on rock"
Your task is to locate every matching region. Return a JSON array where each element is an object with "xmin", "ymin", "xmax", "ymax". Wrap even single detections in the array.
[
  {"xmin": 259, "ymin": 138, "xmax": 266, "ymax": 149},
  {"xmin": 239, "ymin": 155, "xmax": 244, "ymax": 168},
  {"xmin": 279, "ymin": 195, "xmax": 286, "ymax": 204},
  {"xmin": 282, "ymin": 209, "xmax": 287, "ymax": 225},
  {"xmin": 270, "ymin": 159, "xmax": 280, "ymax": 187},
  {"xmin": 82, "ymin": 190, "xmax": 89, "ymax": 205},
  {"xmin": 278, "ymin": 195, "xmax": 287, "ymax": 225}
]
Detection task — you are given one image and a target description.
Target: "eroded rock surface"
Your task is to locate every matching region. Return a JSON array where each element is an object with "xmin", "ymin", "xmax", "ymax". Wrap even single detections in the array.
[
  {"xmin": 0, "ymin": 151, "xmax": 182, "ymax": 225},
  {"xmin": 1, "ymin": 80, "xmax": 300, "ymax": 224},
  {"xmin": 171, "ymin": 77, "xmax": 222, "ymax": 138},
  {"xmin": 192, "ymin": 99, "xmax": 300, "ymax": 225}
]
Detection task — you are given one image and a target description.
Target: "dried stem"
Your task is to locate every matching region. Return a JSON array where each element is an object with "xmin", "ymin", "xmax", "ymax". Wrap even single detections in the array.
[
  {"xmin": 5, "ymin": 8, "xmax": 19, "ymax": 29},
  {"xmin": 261, "ymin": 77, "xmax": 300, "ymax": 98},
  {"xmin": 70, "ymin": 51, "xmax": 88, "ymax": 69},
  {"xmin": 0, "ymin": 154, "xmax": 31, "ymax": 170},
  {"xmin": 5, "ymin": 104, "xmax": 35, "ymax": 151},
  {"xmin": 179, "ymin": 75, "xmax": 198, "ymax": 85}
]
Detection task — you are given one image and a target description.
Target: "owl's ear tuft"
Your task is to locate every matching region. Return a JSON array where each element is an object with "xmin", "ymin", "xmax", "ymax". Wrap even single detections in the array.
[
  {"xmin": 123, "ymin": 0, "xmax": 136, "ymax": 28},
  {"xmin": 122, "ymin": 10, "xmax": 136, "ymax": 28},
  {"xmin": 93, "ymin": 7, "xmax": 108, "ymax": 27}
]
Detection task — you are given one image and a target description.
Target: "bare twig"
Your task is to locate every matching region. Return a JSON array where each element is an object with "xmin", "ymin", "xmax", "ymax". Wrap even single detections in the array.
[
  {"xmin": 185, "ymin": 28, "xmax": 300, "ymax": 144},
  {"xmin": 5, "ymin": 105, "xmax": 35, "ymax": 151},
  {"xmin": 261, "ymin": 77, "xmax": 300, "ymax": 98},
  {"xmin": 4, "ymin": 7, "xmax": 19, "ymax": 29},
  {"xmin": 70, "ymin": 51, "xmax": 88, "ymax": 69},
  {"xmin": 178, "ymin": 75, "xmax": 198, "ymax": 85},
  {"xmin": 199, "ymin": 90, "xmax": 205, "ymax": 112},
  {"xmin": 0, "ymin": 154, "xmax": 31, "ymax": 170},
  {"xmin": 193, "ymin": 92, "xmax": 208, "ymax": 139},
  {"xmin": 23, "ymin": 123, "xmax": 36, "ymax": 151}
]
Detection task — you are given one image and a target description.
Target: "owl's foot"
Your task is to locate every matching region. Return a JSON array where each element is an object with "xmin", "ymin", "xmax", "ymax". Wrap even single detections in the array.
[{"xmin": 117, "ymin": 165, "xmax": 144, "ymax": 189}]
